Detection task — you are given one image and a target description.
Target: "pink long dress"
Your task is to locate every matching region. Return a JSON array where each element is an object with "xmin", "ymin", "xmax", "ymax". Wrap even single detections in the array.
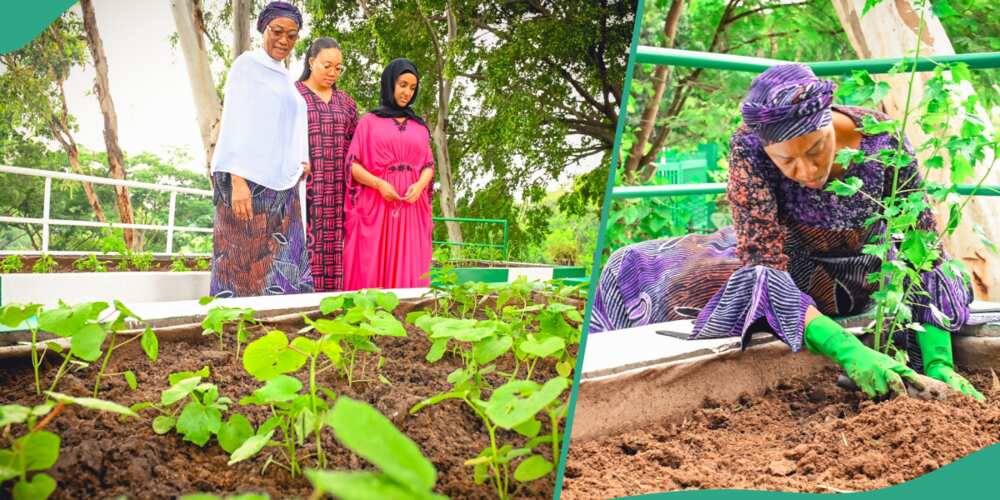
[{"xmin": 343, "ymin": 114, "xmax": 435, "ymax": 290}]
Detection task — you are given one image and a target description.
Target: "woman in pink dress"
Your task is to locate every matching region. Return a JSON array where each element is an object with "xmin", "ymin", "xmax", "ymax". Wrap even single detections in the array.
[{"xmin": 343, "ymin": 58, "xmax": 435, "ymax": 290}]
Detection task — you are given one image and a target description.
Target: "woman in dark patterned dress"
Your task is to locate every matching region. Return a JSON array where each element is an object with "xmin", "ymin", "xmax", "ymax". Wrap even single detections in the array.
[
  {"xmin": 593, "ymin": 64, "xmax": 983, "ymax": 401},
  {"xmin": 209, "ymin": 2, "xmax": 314, "ymax": 298},
  {"xmin": 295, "ymin": 38, "xmax": 358, "ymax": 291}
]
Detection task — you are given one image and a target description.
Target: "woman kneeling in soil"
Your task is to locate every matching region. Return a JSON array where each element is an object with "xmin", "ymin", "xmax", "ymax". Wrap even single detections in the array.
[
  {"xmin": 592, "ymin": 64, "xmax": 983, "ymax": 401},
  {"xmin": 342, "ymin": 58, "xmax": 435, "ymax": 290},
  {"xmin": 209, "ymin": 2, "xmax": 313, "ymax": 298}
]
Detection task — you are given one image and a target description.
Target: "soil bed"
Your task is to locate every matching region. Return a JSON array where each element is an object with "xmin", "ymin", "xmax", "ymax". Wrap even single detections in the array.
[
  {"xmin": 3, "ymin": 254, "xmax": 207, "ymax": 273},
  {"xmin": 1, "ymin": 299, "xmax": 574, "ymax": 499},
  {"xmin": 562, "ymin": 367, "xmax": 1000, "ymax": 497}
]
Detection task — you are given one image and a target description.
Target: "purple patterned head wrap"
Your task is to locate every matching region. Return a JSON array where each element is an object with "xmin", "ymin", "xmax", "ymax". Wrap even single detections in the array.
[
  {"xmin": 740, "ymin": 64, "xmax": 836, "ymax": 145},
  {"xmin": 256, "ymin": 1, "xmax": 303, "ymax": 33}
]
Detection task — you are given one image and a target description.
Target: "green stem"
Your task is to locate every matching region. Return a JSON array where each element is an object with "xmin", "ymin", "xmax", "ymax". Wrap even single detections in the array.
[
  {"xmin": 94, "ymin": 329, "xmax": 118, "ymax": 397},
  {"xmin": 526, "ymin": 358, "xmax": 539, "ymax": 381},
  {"xmin": 47, "ymin": 350, "xmax": 74, "ymax": 394},
  {"xmin": 31, "ymin": 328, "xmax": 40, "ymax": 395},
  {"xmin": 550, "ymin": 410, "xmax": 560, "ymax": 466}
]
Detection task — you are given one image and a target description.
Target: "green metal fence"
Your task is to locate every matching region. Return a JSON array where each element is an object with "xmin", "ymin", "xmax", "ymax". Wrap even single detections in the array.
[
  {"xmin": 432, "ymin": 217, "xmax": 509, "ymax": 260},
  {"xmin": 595, "ymin": 46, "xmax": 1000, "ymax": 286}
]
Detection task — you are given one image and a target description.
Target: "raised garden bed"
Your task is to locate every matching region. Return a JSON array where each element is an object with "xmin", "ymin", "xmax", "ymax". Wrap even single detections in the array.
[
  {"xmin": 561, "ymin": 366, "xmax": 1000, "ymax": 497},
  {"xmin": 1, "ymin": 254, "xmax": 209, "ymax": 274},
  {"xmin": 0, "ymin": 280, "xmax": 582, "ymax": 499}
]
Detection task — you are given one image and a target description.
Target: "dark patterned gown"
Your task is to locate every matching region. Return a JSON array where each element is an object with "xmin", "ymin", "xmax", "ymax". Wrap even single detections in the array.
[
  {"xmin": 591, "ymin": 106, "xmax": 972, "ymax": 368},
  {"xmin": 295, "ymin": 81, "xmax": 358, "ymax": 292}
]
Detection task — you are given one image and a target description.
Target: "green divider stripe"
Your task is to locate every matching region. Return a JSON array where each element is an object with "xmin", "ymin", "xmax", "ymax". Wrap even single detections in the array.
[
  {"xmin": 452, "ymin": 268, "xmax": 509, "ymax": 284},
  {"xmin": 552, "ymin": 267, "xmax": 587, "ymax": 279},
  {"xmin": 620, "ymin": 443, "xmax": 1000, "ymax": 499},
  {"xmin": 0, "ymin": 2, "xmax": 78, "ymax": 54}
]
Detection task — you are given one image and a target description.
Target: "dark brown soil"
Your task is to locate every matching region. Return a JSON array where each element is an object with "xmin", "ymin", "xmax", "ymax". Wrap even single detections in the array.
[
  {"xmin": 561, "ymin": 367, "xmax": 1000, "ymax": 497},
  {"xmin": 1, "ymin": 302, "xmax": 573, "ymax": 499},
  {"xmin": 4, "ymin": 254, "xmax": 207, "ymax": 273}
]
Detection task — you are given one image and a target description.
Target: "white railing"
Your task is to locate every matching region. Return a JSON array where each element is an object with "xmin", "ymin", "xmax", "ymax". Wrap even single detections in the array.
[{"xmin": 0, "ymin": 165, "xmax": 213, "ymax": 256}]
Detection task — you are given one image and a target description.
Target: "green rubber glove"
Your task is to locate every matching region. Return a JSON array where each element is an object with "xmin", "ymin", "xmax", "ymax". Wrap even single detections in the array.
[
  {"xmin": 804, "ymin": 315, "xmax": 922, "ymax": 399},
  {"xmin": 917, "ymin": 323, "xmax": 984, "ymax": 402}
]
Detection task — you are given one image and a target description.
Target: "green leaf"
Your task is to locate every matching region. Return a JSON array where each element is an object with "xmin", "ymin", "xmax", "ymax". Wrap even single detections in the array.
[
  {"xmin": 474, "ymin": 335, "xmax": 513, "ymax": 365},
  {"xmin": 405, "ymin": 310, "xmax": 429, "ymax": 325},
  {"xmin": 374, "ymin": 291, "xmax": 400, "ymax": 312},
  {"xmin": 19, "ymin": 431, "xmax": 60, "ymax": 471},
  {"xmin": 168, "ymin": 366, "xmax": 210, "ymax": 386},
  {"xmin": 0, "ymin": 304, "xmax": 41, "ymax": 328},
  {"xmin": 514, "ymin": 455, "xmax": 553, "ymax": 482},
  {"xmin": 176, "ymin": 400, "xmax": 223, "ymax": 447},
  {"xmin": 364, "ymin": 311, "xmax": 406, "ymax": 337},
  {"xmin": 834, "ymin": 147, "xmax": 866, "ymax": 168},
  {"xmin": 426, "ymin": 338, "xmax": 448, "ymax": 363},
  {"xmin": 825, "ymin": 177, "xmax": 864, "ymax": 197},
  {"xmin": 218, "ymin": 414, "xmax": 254, "ymax": 454},
  {"xmin": 305, "ymin": 470, "xmax": 444, "ymax": 500},
  {"xmin": 153, "ymin": 415, "xmax": 176, "ymax": 434},
  {"xmin": 409, "ymin": 390, "xmax": 468, "ymax": 415},
  {"xmin": 37, "ymin": 301, "xmax": 107, "ymax": 337},
  {"xmin": 228, "ymin": 430, "xmax": 275, "ymax": 465},
  {"xmin": 486, "ymin": 378, "xmax": 570, "ymax": 429},
  {"xmin": 44, "ymin": 392, "xmax": 138, "ymax": 417},
  {"xmin": 245, "ymin": 375, "xmax": 303, "ymax": 404},
  {"xmin": 141, "ymin": 326, "xmax": 158, "ymax": 362},
  {"xmin": 860, "ymin": 115, "xmax": 898, "ymax": 134},
  {"xmin": 328, "ymin": 397, "xmax": 437, "ymax": 492},
  {"xmin": 513, "ymin": 417, "xmax": 542, "ymax": 438},
  {"xmin": 520, "ymin": 336, "xmax": 566, "ymax": 358},
  {"xmin": 319, "ymin": 295, "xmax": 346, "ymax": 315},
  {"xmin": 0, "ymin": 405, "xmax": 31, "ymax": 427},
  {"xmin": 124, "ymin": 370, "xmax": 138, "ymax": 391},
  {"xmin": 556, "ymin": 361, "xmax": 573, "ymax": 378},
  {"xmin": 13, "ymin": 473, "xmax": 56, "ymax": 500},
  {"xmin": 242, "ymin": 330, "xmax": 308, "ymax": 381},
  {"xmin": 198, "ymin": 296, "xmax": 215, "ymax": 306},
  {"xmin": 69, "ymin": 323, "xmax": 107, "ymax": 362},
  {"xmin": 932, "ymin": 0, "xmax": 958, "ymax": 18},
  {"xmin": 161, "ymin": 376, "xmax": 202, "ymax": 406}
]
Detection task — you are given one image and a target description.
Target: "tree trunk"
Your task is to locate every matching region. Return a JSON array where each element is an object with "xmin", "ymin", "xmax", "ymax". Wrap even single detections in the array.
[
  {"xmin": 831, "ymin": 0, "xmax": 1000, "ymax": 300},
  {"xmin": 170, "ymin": 0, "xmax": 224, "ymax": 175},
  {"xmin": 51, "ymin": 79, "xmax": 107, "ymax": 224},
  {"xmin": 232, "ymin": 0, "xmax": 252, "ymax": 59},
  {"xmin": 80, "ymin": 0, "xmax": 139, "ymax": 250},
  {"xmin": 421, "ymin": 5, "xmax": 463, "ymax": 245},
  {"xmin": 623, "ymin": 0, "xmax": 686, "ymax": 184}
]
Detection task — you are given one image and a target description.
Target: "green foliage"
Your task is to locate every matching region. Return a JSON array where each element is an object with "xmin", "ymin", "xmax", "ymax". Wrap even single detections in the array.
[
  {"xmin": 1, "ymin": 255, "xmax": 24, "ymax": 273},
  {"xmin": 72, "ymin": 254, "xmax": 107, "ymax": 273},
  {"xmin": 31, "ymin": 255, "xmax": 56, "ymax": 274},
  {"xmin": 201, "ymin": 303, "xmax": 257, "ymax": 357}
]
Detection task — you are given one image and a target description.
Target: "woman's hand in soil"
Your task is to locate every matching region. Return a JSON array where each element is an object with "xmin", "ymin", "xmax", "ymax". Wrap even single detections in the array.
[
  {"xmin": 231, "ymin": 175, "xmax": 253, "ymax": 220},
  {"xmin": 804, "ymin": 314, "xmax": 922, "ymax": 399},
  {"xmin": 917, "ymin": 323, "xmax": 985, "ymax": 401},
  {"xmin": 925, "ymin": 366, "xmax": 984, "ymax": 401}
]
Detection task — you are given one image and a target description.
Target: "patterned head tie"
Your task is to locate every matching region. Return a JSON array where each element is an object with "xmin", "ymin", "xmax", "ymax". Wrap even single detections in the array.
[
  {"xmin": 256, "ymin": 1, "xmax": 303, "ymax": 33},
  {"xmin": 740, "ymin": 64, "xmax": 837, "ymax": 145}
]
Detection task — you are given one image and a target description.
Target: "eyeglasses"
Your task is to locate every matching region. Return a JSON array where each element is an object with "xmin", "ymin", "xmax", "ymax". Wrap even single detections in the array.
[{"xmin": 267, "ymin": 25, "xmax": 299, "ymax": 42}]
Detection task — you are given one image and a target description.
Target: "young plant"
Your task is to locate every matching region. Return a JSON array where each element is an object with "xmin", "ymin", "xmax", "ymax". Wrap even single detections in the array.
[
  {"xmin": 0, "ymin": 303, "xmax": 44, "ymax": 394},
  {"xmin": 0, "ymin": 393, "xmax": 137, "ymax": 500},
  {"xmin": 130, "ymin": 251, "xmax": 154, "ymax": 272},
  {"xmin": 195, "ymin": 258, "xmax": 211, "ymax": 271},
  {"xmin": 1, "ymin": 255, "xmax": 23, "ymax": 273},
  {"xmin": 199, "ymin": 296, "xmax": 257, "ymax": 357},
  {"xmin": 170, "ymin": 255, "xmax": 191, "ymax": 272},
  {"xmin": 133, "ymin": 368, "xmax": 236, "ymax": 448},
  {"xmin": 72, "ymin": 254, "xmax": 108, "ymax": 273},
  {"xmin": 305, "ymin": 290, "xmax": 406, "ymax": 386},
  {"xmin": 306, "ymin": 397, "xmax": 446, "ymax": 500},
  {"xmin": 31, "ymin": 255, "xmax": 56, "ymax": 274}
]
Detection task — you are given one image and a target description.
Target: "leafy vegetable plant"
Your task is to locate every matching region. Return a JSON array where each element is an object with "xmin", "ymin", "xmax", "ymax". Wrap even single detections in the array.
[
  {"xmin": 72, "ymin": 254, "xmax": 107, "ymax": 272},
  {"xmin": 31, "ymin": 255, "xmax": 56, "ymax": 274},
  {"xmin": 1, "ymin": 255, "xmax": 23, "ymax": 273}
]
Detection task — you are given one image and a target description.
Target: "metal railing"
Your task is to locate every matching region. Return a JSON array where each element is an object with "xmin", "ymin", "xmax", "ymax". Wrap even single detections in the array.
[
  {"xmin": 432, "ymin": 217, "xmax": 510, "ymax": 260},
  {"xmin": 0, "ymin": 165, "xmax": 510, "ymax": 260},
  {"xmin": 0, "ymin": 165, "xmax": 213, "ymax": 256}
]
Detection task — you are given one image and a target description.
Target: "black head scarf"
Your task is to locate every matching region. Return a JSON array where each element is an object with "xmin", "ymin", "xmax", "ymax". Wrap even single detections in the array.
[
  {"xmin": 371, "ymin": 58, "xmax": 427, "ymax": 128},
  {"xmin": 256, "ymin": 2, "xmax": 303, "ymax": 33}
]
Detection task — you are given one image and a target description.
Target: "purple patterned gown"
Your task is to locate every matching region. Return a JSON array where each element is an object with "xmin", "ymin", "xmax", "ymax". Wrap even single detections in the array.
[{"xmin": 592, "ymin": 106, "xmax": 972, "ymax": 369}]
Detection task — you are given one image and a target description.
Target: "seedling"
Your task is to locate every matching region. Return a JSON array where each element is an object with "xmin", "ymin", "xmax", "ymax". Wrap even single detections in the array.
[
  {"xmin": 0, "ymin": 393, "xmax": 137, "ymax": 500},
  {"xmin": 200, "ymin": 296, "xmax": 257, "ymax": 357},
  {"xmin": 130, "ymin": 251, "xmax": 154, "ymax": 272},
  {"xmin": 31, "ymin": 255, "xmax": 56, "ymax": 274},
  {"xmin": 196, "ymin": 258, "xmax": 211, "ymax": 271},
  {"xmin": 170, "ymin": 255, "xmax": 191, "ymax": 272},
  {"xmin": 72, "ymin": 254, "xmax": 107, "ymax": 273},
  {"xmin": 133, "ymin": 368, "xmax": 236, "ymax": 448},
  {"xmin": 306, "ymin": 397, "xmax": 446, "ymax": 500},
  {"xmin": 1, "ymin": 255, "xmax": 23, "ymax": 273}
]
